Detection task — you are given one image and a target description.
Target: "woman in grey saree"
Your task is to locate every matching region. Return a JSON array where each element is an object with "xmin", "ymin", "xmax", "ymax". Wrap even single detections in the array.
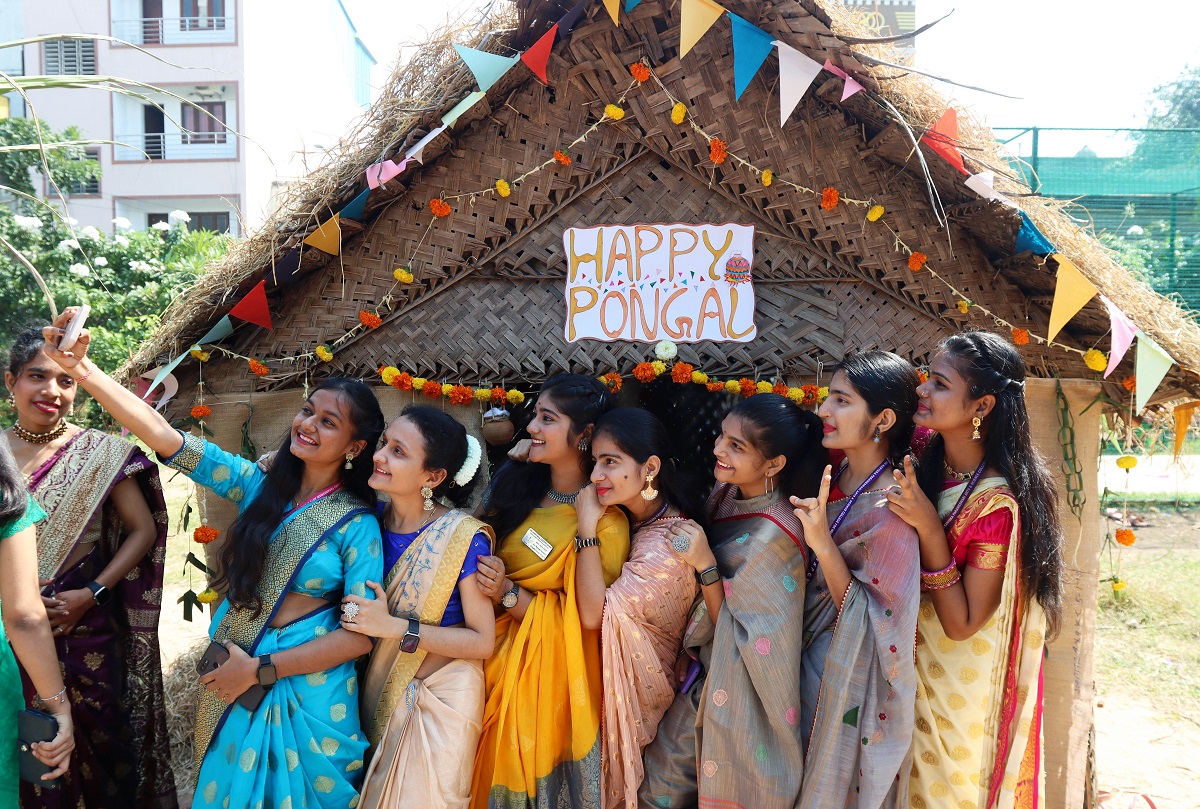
[
  {"xmin": 791, "ymin": 352, "xmax": 922, "ymax": 809},
  {"xmin": 639, "ymin": 393, "xmax": 826, "ymax": 809}
]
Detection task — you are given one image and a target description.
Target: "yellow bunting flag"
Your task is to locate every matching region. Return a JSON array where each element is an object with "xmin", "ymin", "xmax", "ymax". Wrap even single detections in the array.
[
  {"xmin": 680, "ymin": 0, "xmax": 726, "ymax": 58},
  {"xmin": 602, "ymin": 0, "xmax": 620, "ymax": 24},
  {"xmin": 1174, "ymin": 401, "xmax": 1200, "ymax": 459},
  {"xmin": 1046, "ymin": 253, "xmax": 1098, "ymax": 343},
  {"xmin": 302, "ymin": 214, "xmax": 341, "ymax": 255}
]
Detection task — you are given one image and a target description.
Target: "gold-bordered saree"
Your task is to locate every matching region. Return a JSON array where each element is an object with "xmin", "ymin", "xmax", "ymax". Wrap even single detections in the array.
[{"xmin": 358, "ymin": 509, "xmax": 495, "ymax": 809}]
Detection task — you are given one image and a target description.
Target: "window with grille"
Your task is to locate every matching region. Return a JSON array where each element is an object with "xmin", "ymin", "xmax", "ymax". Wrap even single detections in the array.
[
  {"xmin": 181, "ymin": 101, "xmax": 227, "ymax": 145},
  {"xmin": 149, "ymin": 211, "xmax": 229, "ymax": 232},
  {"xmin": 43, "ymin": 39, "xmax": 96, "ymax": 75},
  {"xmin": 66, "ymin": 149, "xmax": 100, "ymax": 195},
  {"xmin": 180, "ymin": 0, "xmax": 227, "ymax": 30}
]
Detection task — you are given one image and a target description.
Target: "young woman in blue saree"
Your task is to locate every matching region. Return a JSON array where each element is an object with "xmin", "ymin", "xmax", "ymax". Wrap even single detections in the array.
[{"xmin": 41, "ymin": 309, "xmax": 387, "ymax": 809}]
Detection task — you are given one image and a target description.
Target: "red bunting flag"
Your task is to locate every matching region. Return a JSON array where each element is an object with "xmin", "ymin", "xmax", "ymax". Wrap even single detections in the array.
[
  {"xmin": 521, "ymin": 24, "xmax": 557, "ymax": 84},
  {"xmin": 228, "ymin": 280, "xmax": 273, "ymax": 330},
  {"xmin": 921, "ymin": 107, "xmax": 968, "ymax": 175}
]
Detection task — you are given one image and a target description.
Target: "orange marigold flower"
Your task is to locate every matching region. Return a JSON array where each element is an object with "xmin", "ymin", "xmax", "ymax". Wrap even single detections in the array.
[
  {"xmin": 359, "ymin": 310, "xmax": 383, "ymax": 329},
  {"xmin": 820, "ymin": 187, "xmax": 839, "ymax": 210},
  {"xmin": 630, "ymin": 62, "xmax": 650, "ymax": 83},
  {"xmin": 773, "ymin": 381, "xmax": 788, "ymax": 396},
  {"xmin": 553, "ymin": 149, "xmax": 571, "ymax": 165},
  {"xmin": 709, "ymin": 138, "xmax": 728, "ymax": 166},
  {"xmin": 671, "ymin": 362, "xmax": 694, "ymax": 384},
  {"xmin": 429, "ymin": 198, "xmax": 452, "ymax": 218},
  {"xmin": 248, "ymin": 359, "xmax": 269, "ymax": 377},
  {"xmin": 1123, "ymin": 376, "xmax": 1136, "ymax": 393},
  {"xmin": 421, "ymin": 379, "xmax": 443, "ymax": 399},
  {"xmin": 490, "ymin": 386, "xmax": 507, "ymax": 402},
  {"xmin": 918, "ymin": 369, "xmax": 929, "ymax": 384},
  {"xmin": 601, "ymin": 371, "xmax": 623, "ymax": 393},
  {"xmin": 706, "ymin": 381, "xmax": 725, "ymax": 393},
  {"xmin": 738, "ymin": 378, "xmax": 756, "ymax": 398},
  {"xmin": 190, "ymin": 404, "xmax": 212, "ymax": 419},
  {"xmin": 1012, "ymin": 328, "xmax": 1030, "ymax": 346},
  {"xmin": 633, "ymin": 362, "xmax": 658, "ymax": 383},
  {"xmin": 392, "ymin": 372, "xmax": 414, "ymax": 391},
  {"xmin": 1115, "ymin": 528, "xmax": 1136, "ymax": 547},
  {"xmin": 449, "ymin": 384, "xmax": 474, "ymax": 405},
  {"xmin": 193, "ymin": 525, "xmax": 220, "ymax": 544},
  {"xmin": 907, "ymin": 251, "xmax": 927, "ymax": 271},
  {"xmin": 801, "ymin": 384, "xmax": 819, "ymax": 404}
]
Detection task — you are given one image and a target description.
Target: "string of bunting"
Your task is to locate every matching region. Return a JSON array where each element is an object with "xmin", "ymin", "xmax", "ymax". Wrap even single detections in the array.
[{"xmin": 152, "ymin": 0, "xmax": 1182, "ymax": 417}]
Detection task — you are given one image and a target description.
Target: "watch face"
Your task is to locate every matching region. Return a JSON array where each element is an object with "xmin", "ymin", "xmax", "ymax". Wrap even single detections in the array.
[
  {"xmin": 501, "ymin": 591, "xmax": 519, "ymax": 609},
  {"xmin": 258, "ymin": 666, "xmax": 278, "ymax": 687}
]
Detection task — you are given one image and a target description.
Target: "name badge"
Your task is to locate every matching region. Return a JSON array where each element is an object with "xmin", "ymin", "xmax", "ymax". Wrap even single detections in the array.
[{"xmin": 521, "ymin": 528, "xmax": 553, "ymax": 561}]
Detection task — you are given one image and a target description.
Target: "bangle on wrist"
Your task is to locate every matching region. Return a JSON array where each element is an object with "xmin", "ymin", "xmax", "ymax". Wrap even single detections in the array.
[
  {"xmin": 575, "ymin": 535, "xmax": 600, "ymax": 552},
  {"xmin": 920, "ymin": 561, "xmax": 961, "ymax": 591},
  {"xmin": 73, "ymin": 361, "xmax": 95, "ymax": 385},
  {"xmin": 37, "ymin": 686, "xmax": 68, "ymax": 707}
]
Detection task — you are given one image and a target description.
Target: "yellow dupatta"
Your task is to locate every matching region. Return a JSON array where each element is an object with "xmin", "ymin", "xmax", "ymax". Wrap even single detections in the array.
[
  {"xmin": 910, "ymin": 479, "xmax": 1046, "ymax": 809},
  {"xmin": 470, "ymin": 504, "xmax": 629, "ymax": 808}
]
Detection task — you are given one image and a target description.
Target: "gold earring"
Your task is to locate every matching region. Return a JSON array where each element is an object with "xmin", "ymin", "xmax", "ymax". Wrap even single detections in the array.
[
  {"xmin": 344, "ymin": 453, "xmax": 354, "ymax": 470},
  {"xmin": 421, "ymin": 486, "xmax": 435, "ymax": 511},
  {"xmin": 971, "ymin": 417, "xmax": 982, "ymax": 440},
  {"xmin": 641, "ymin": 473, "xmax": 658, "ymax": 501}
]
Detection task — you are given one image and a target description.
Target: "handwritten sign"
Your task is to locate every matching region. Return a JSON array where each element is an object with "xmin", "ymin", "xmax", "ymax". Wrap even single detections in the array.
[{"xmin": 563, "ymin": 222, "xmax": 757, "ymax": 343}]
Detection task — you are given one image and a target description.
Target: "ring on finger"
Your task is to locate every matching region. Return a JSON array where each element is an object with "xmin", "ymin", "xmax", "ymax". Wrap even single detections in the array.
[{"xmin": 671, "ymin": 534, "xmax": 691, "ymax": 554}]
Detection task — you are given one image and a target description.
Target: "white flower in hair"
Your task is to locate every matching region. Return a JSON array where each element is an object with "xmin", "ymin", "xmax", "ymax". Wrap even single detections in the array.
[
  {"xmin": 454, "ymin": 435, "xmax": 483, "ymax": 487},
  {"xmin": 654, "ymin": 340, "xmax": 678, "ymax": 361}
]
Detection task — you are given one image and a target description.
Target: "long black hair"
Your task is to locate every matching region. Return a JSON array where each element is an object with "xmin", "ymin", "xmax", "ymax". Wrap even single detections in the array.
[
  {"xmin": 593, "ymin": 407, "xmax": 705, "ymax": 527},
  {"xmin": 916, "ymin": 331, "xmax": 1064, "ymax": 637},
  {"xmin": 728, "ymin": 393, "xmax": 827, "ymax": 499},
  {"xmin": 217, "ymin": 378, "xmax": 385, "ymax": 614},
  {"xmin": 0, "ymin": 440, "xmax": 28, "ymax": 528},
  {"xmin": 484, "ymin": 373, "xmax": 615, "ymax": 541},
  {"xmin": 7, "ymin": 326, "xmax": 45, "ymax": 378},
  {"xmin": 834, "ymin": 350, "xmax": 921, "ymax": 468},
  {"xmin": 398, "ymin": 405, "xmax": 480, "ymax": 508}
]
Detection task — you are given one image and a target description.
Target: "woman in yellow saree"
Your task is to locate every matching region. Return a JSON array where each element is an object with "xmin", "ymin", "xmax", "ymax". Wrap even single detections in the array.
[
  {"xmin": 341, "ymin": 405, "xmax": 495, "ymax": 809},
  {"xmin": 886, "ymin": 331, "xmax": 1064, "ymax": 809},
  {"xmin": 472, "ymin": 374, "xmax": 629, "ymax": 808}
]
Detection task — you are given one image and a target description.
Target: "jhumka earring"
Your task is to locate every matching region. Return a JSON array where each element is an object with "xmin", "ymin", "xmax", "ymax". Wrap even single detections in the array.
[
  {"xmin": 421, "ymin": 486, "xmax": 434, "ymax": 511},
  {"xmin": 577, "ymin": 438, "xmax": 590, "ymax": 452},
  {"xmin": 971, "ymin": 417, "xmax": 982, "ymax": 441},
  {"xmin": 641, "ymin": 473, "xmax": 658, "ymax": 501},
  {"xmin": 344, "ymin": 453, "xmax": 355, "ymax": 470},
  {"xmin": 872, "ymin": 426, "xmax": 881, "ymax": 443}
]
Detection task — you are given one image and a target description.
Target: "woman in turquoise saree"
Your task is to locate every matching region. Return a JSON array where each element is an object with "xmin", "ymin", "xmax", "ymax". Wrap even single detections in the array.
[{"xmin": 40, "ymin": 310, "xmax": 388, "ymax": 809}]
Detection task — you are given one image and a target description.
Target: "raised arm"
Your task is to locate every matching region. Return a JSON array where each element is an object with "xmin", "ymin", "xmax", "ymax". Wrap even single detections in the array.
[{"xmin": 42, "ymin": 308, "xmax": 182, "ymax": 459}]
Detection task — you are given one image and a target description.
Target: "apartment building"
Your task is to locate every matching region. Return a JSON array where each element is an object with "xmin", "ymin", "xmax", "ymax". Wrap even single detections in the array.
[{"xmin": 2, "ymin": 0, "xmax": 376, "ymax": 235}]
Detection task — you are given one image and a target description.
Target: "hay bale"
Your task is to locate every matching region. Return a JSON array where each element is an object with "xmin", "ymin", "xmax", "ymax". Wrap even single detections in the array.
[{"xmin": 162, "ymin": 639, "xmax": 206, "ymax": 797}]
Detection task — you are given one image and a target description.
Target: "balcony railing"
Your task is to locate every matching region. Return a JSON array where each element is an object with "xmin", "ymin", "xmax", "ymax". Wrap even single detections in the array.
[
  {"xmin": 111, "ymin": 16, "xmax": 234, "ymax": 45},
  {"xmin": 114, "ymin": 132, "xmax": 235, "ymax": 161}
]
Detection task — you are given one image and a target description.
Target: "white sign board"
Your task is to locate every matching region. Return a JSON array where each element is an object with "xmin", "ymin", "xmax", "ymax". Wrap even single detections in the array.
[{"xmin": 563, "ymin": 222, "xmax": 757, "ymax": 343}]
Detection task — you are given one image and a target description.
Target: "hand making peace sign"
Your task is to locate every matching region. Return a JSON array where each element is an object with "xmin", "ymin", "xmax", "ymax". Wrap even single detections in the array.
[
  {"xmin": 790, "ymin": 464, "xmax": 835, "ymax": 554},
  {"xmin": 882, "ymin": 455, "xmax": 941, "ymax": 536}
]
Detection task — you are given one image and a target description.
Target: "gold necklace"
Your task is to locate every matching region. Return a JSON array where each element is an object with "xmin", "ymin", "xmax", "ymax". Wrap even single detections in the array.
[
  {"xmin": 943, "ymin": 460, "xmax": 972, "ymax": 483},
  {"xmin": 11, "ymin": 421, "xmax": 68, "ymax": 445}
]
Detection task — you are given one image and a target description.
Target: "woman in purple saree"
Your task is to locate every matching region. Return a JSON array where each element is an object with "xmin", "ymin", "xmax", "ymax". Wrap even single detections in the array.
[{"xmin": 4, "ymin": 327, "xmax": 176, "ymax": 808}]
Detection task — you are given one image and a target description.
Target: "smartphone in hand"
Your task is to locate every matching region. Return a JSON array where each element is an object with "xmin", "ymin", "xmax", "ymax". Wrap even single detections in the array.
[{"xmin": 58, "ymin": 305, "xmax": 90, "ymax": 351}]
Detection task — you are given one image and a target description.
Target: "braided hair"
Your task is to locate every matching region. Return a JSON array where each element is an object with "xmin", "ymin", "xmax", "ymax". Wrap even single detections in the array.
[{"xmin": 916, "ymin": 330, "xmax": 1064, "ymax": 637}]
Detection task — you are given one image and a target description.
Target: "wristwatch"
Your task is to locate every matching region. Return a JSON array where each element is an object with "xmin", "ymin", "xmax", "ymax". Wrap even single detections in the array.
[
  {"xmin": 256, "ymin": 654, "xmax": 277, "ymax": 688},
  {"xmin": 400, "ymin": 621, "xmax": 421, "ymax": 654},
  {"xmin": 500, "ymin": 581, "xmax": 520, "ymax": 610},
  {"xmin": 85, "ymin": 581, "xmax": 112, "ymax": 606},
  {"xmin": 574, "ymin": 535, "xmax": 600, "ymax": 552},
  {"xmin": 695, "ymin": 565, "xmax": 721, "ymax": 587}
]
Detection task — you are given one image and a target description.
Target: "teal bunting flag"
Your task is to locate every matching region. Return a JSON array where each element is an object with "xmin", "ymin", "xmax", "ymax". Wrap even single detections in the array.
[
  {"xmin": 453, "ymin": 45, "xmax": 520, "ymax": 92},
  {"xmin": 1015, "ymin": 211, "xmax": 1054, "ymax": 256},
  {"xmin": 338, "ymin": 188, "xmax": 369, "ymax": 221},
  {"xmin": 729, "ymin": 14, "xmax": 774, "ymax": 100}
]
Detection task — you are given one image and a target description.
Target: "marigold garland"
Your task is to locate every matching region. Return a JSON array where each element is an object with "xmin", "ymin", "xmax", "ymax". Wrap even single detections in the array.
[
  {"xmin": 629, "ymin": 62, "xmax": 650, "ymax": 83},
  {"xmin": 1083, "ymin": 348, "xmax": 1107, "ymax": 372},
  {"xmin": 786, "ymin": 387, "xmax": 804, "ymax": 404},
  {"xmin": 1111, "ymin": 579, "xmax": 1126, "ymax": 592},
  {"xmin": 1115, "ymin": 528, "xmax": 1135, "ymax": 547},
  {"xmin": 393, "ymin": 267, "xmax": 414, "ymax": 283},
  {"xmin": 419, "ymin": 379, "xmax": 441, "ymax": 398},
  {"xmin": 449, "ymin": 384, "xmax": 474, "ymax": 405},
  {"xmin": 315, "ymin": 345, "xmax": 333, "ymax": 362},
  {"xmin": 691, "ymin": 370, "xmax": 709, "ymax": 384},
  {"xmin": 907, "ymin": 251, "xmax": 928, "ymax": 272},
  {"xmin": 507, "ymin": 389, "xmax": 525, "ymax": 405},
  {"xmin": 196, "ymin": 587, "xmax": 219, "ymax": 604},
  {"xmin": 709, "ymin": 138, "xmax": 728, "ymax": 165},
  {"xmin": 866, "ymin": 204, "xmax": 885, "ymax": 222},
  {"xmin": 724, "ymin": 380, "xmax": 740, "ymax": 395},
  {"xmin": 429, "ymin": 198, "xmax": 451, "ymax": 218},
  {"xmin": 193, "ymin": 525, "xmax": 219, "ymax": 544},
  {"xmin": 820, "ymin": 187, "xmax": 839, "ymax": 210},
  {"xmin": 490, "ymin": 386, "xmax": 506, "ymax": 402},
  {"xmin": 359, "ymin": 310, "xmax": 383, "ymax": 329},
  {"xmin": 380, "ymin": 366, "xmax": 399, "ymax": 386},
  {"xmin": 495, "ymin": 179, "xmax": 512, "ymax": 198},
  {"xmin": 671, "ymin": 362, "xmax": 694, "ymax": 384},
  {"xmin": 604, "ymin": 103, "xmax": 625, "ymax": 121},
  {"xmin": 392, "ymin": 371, "xmax": 414, "ymax": 391},
  {"xmin": 190, "ymin": 404, "xmax": 212, "ymax": 419},
  {"xmin": 739, "ymin": 378, "xmax": 757, "ymax": 397},
  {"xmin": 761, "ymin": 169, "xmax": 773, "ymax": 187},
  {"xmin": 801, "ymin": 384, "xmax": 819, "ymax": 403},
  {"xmin": 670, "ymin": 102, "xmax": 687, "ymax": 125},
  {"xmin": 553, "ymin": 150, "xmax": 571, "ymax": 165},
  {"xmin": 248, "ymin": 359, "xmax": 269, "ymax": 377},
  {"xmin": 707, "ymin": 381, "xmax": 725, "ymax": 393},
  {"xmin": 1012, "ymin": 328, "xmax": 1030, "ymax": 346},
  {"xmin": 633, "ymin": 362, "xmax": 658, "ymax": 383},
  {"xmin": 601, "ymin": 371, "xmax": 622, "ymax": 393},
  {"xmin": 772, "ymin": 381, "xmax": 788, "ymax": 396},
  {"xmin": 1122, "ymin": 376, "xmax": 1136, "ymax": 393},
  {"xmin": 956, "ymin": 300, "xmax": 970, "ymax": 314}
]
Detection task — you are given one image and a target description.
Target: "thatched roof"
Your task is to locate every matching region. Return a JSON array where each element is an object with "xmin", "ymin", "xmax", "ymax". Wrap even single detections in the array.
[{"xmin": 125, "ymin": 0, "xmax": 1200, "ymax": 404}]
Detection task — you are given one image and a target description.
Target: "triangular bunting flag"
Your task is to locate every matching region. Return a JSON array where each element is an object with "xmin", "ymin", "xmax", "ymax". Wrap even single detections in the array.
[
  {"xmin": 406, "ymin": 125, "xmax": 447, "ymax": 164},
  {"xmin": 146, "ymin": 351, "xmax": 189, "ymax": 397},
  {"xmin": 625, "ymin": 0, "xmax": 642, "ymax": 9},
  {"xmin": 775, "ymin": 41, "xmax": 823, "ymax": 127},
  {"xmin": 602, "ymin": 0, "xmax": 620, "ymax": 24},
  {"xmin": 140, "ymin": 366, "xmax": 178, "ymax": 408},
  {"xmin": 680, "ymin": 0, "xmax": 726, "ymax": 58},
  {"xmin": 1046, "ymin": 254, "xmax": 1098, "ymax": 343},
  {"xmin": 822, "ymin": 59, "xmax": 863, "ymax": 101},
  {"xmin": 453, "ymin": 45, "xmax": 520, "ymax": 92},
  {"xmin": 521, "ymin": 23, "xmax": 557, "ymax": 83},
  {"xmin": 1100, "ymin": 294, "xmax": 1137, "ymax": 378},
  {"xmin": 1134, "ymin": 328, "xmax": 1175, "ymax": 412},
  {"xmin": 730, "ymin": 14, "xmax": 774, "ymax": 100},
  {"xmin": 921, "ymin": 107, "xmax": 968, "ymax": 175},
  {"xmin": 1015, "ymin": 211, "xmax": 1054, "ymax": 256},
  {"xmin": 558, "ymin": 0, "xmax": 588, "ymax": 35},
  {"xmin": 303, "ymin": 214, "xmax": 341, "ymax": 255},
  {"xmin": 443, "ymin": 91, "xmax": 486, "ymax": 127},
  {"xmin": 197, "ymin": 315, "xmax": 233, "ymax": 345},
  {"xmin": 269, "ymin": 250, "xmax": 302, "ymax": 286},
  {"xmin": 1174, "ymin": 401, "xmax": 1200, "ymax": 458},
  {"xmin": 366, "ymin": 159, "xmax": 405, "ymax": 189},
  {"xmin": 229, "ymin": 280, "xmax": 273, "ymax": 330},
  {"xmin": 965, "ymin": 170, "xmax": 1016, "ymax": 207},
  {"xmin": 338, "ymin": 188, "xmax": 370, "ymax": 222}
]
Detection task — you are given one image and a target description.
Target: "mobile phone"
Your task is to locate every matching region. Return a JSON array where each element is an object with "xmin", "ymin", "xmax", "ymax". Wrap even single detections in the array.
[
  {"xmin": 18, "ymin": 709, "xmax": 60, "ymax": 786},
  {"xmin": 58, "ymin": 305, "xmax": 90, "ymax": 351},
  {"xmin": 196, "ymin": 640, "xmax": 230, "ymax": 676}
]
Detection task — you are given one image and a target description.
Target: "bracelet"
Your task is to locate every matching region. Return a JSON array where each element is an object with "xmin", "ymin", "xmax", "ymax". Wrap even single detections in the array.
[
  {"xmin": 920, "ymin": 561, "xmax": 961, "ymax": 591},
  {"xmin": 73, "ymin": 365, "xmax": 94, "ymax": 385},
  {"xmin": 575, "ymin": 535, "xmax": 600, "ymax": 552},
  {"xmin": 37, "ymin": 686, "xmax": 67, "ymax": 706}
]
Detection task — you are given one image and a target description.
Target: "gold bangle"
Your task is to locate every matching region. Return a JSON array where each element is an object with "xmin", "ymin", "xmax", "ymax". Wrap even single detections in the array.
[{"xmin": 920, "ymin": 566, "xmax": 961, "ymax": 591}]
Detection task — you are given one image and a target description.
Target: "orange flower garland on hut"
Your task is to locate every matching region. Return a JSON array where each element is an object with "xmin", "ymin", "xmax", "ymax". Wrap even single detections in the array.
[
  {"xmin": 671, "ymin": 362, "xmax": 694, "ymax": 384},
  {"xmin": 601, "ymin": 372, "xmax": 622, "ymax": 393},
  {"xmin": 629, "ymin": 62, "xmax": 650, "ymax": 83},
  {"xmin": 190, "ymin": 404, "xmax": 211, "ymax": 419},
  {"xmin": 193, "ymin": 526, "xmax": 219, "ymax": 544},
  {"xmin": 709, "ymin": 138, "xmax": 728, "ymax": 165},
  {"xmin": 820, "ymin": 187, "xmax": 839, "ymax": 210},
  {"xmin": 248, "ymin": 359, "xmax": 269, "ymax": 377},
  {"xmin": 553, "ymin": 150, "xmax": 571, "ymax": 165},
  {"xmin": 907, "ymin": 251, "xmax": 927, "ymax": 272},
  {"xmin": 1012, "ymin": 328, "xmax": 1030, "ymax": 346},
  {"xmin": 1115, "ymin": 528, "xmax": 1136, "ymax": 547},
  {"xmin": 359, "ymin": 311, "xmax": 383, "ymax": 329},
  {"xmin": 429, "ymin": 198, "xmax": 451, "ymax": 218}
]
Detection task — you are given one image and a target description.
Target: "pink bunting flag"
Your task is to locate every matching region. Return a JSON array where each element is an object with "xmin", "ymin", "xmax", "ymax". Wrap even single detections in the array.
[
  {"xmin": 822, "ymin": 58, "xmax": 863, "ymax": 101},
  {"xmin": 1100, "ymin": 294, "xmax": 1137, "ymax": 378},
  {"xmin": 366, "ymin": 159, "xmax": 407, "ymax": 189}
]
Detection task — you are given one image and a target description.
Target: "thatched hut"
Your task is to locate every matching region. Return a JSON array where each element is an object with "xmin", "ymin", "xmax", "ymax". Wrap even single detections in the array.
[{"xmin": 126, "ymin": 1, "xmax": 1200, "ymax": 805}]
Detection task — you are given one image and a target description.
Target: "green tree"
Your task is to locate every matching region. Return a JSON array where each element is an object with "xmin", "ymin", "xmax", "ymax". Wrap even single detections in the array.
[{"xmin": 0, "ymin": 118, "xmax": 101, "ymax": 203}]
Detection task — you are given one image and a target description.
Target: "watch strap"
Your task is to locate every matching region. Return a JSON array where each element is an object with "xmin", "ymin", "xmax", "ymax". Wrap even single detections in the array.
[
  {"xmin": 85, "ymin": 581, "xmax": 110, "ymax": 605},
  {"xmin": 695, "ymin": 565, "xmax": 721, "ymax": 587},
  {"xmin": 501, "ymin": 581, "xmax": 520, "ymax": 609},
  {"xmin": 400, "ymin": 620, "xmax": 421, "ymax": 653}
]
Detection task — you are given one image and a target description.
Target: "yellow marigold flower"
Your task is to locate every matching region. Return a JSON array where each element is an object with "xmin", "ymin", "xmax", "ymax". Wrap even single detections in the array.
[
  {"xmin": 866, "ymin": 204, "xmax": 885, "ymax": 222},
  {"xmin": 691, "ymin": 370, "xmax": 708, "ymax": 384},
  {"xmin": 1084, "ymin": 348, "xmax": 1107, "ymax": 372},
  {"xmin": 1111, "ymin": 579, "xmax": 1126, "ymax": 592},
  {"xmin": 507, "ymin": 389, "xmax": 525, "ymax": 405},
  {"xmin": 393, "ymin": 267, "xmax": 414, "ymax": 283},
  {"xmin": 817, "ymin": 386, "xmax": 830, "ymax": 403},
  {"xmin": 475, "ymin": 387, "xmax": 492, "ymax": 402},
  {"xmin": 671, "ymin": 102, "xmax": 686, "ymax": 125},
  {"xmin": 495, "ymin": 179, "xmax": 511, "ymax": 198},
  {"xmin": 604, "ymin": 103, "xmax": 625, "ymax": 121},
  {"xmin": 725, "ymin": 380, "xmax": 740, "ymax": 395},
  {"xmin": 756, "ymin": 381, "xmax": 773, "ymax": 394},
  {"xmin": 761, "ymin": 169, "xmax": 773, "ymax": 187},
  {"xmin": 190, "ymin": 348, "xmax": 210, "ymax": 362},
  {"xmin": 381, "ymin": 367, "xmax": 401, "ymax": 386},
  {"xmin": 1116, "ymin": 455, "xmax": 1138, "ymax": 470},
  {"xmin": 786, "ymin": 387, "xmax": 804, "ymax": 403},
  {"xmin": 315, "ymin": 345, "xmax": 333, "ymax": 362},
  {"xmin": 441, "ymin": 383, "xmax": 454, "ymax": 396},
  {"xmin": 412, "ymin": 376, "xmax": 427, "ymax": 390},
  {"xmin": 196, "ymin": 587, "xmax": 219, "ymax": 604},
  {"xmin": 650, "ymin": 360, "xmax": 666, "ymax": 376},
  {"xmin": 956, "ymin": 300, "xmax": 970, "ymax": 314}
]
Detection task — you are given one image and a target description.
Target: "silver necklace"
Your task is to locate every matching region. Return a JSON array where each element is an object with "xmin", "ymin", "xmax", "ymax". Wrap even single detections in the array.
[{"xmin": 547, "ymin": 487, "xmax": 580, "ymax": 504}]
